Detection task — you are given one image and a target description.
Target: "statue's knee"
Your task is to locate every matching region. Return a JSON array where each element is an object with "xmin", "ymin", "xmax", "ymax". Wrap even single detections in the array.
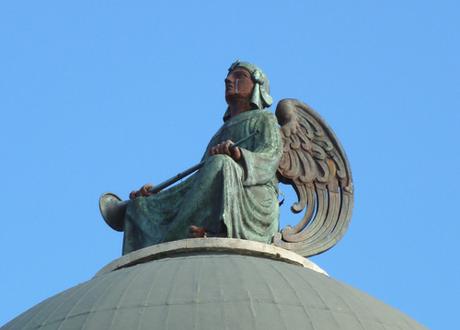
[
  {"xmin": 208, "ymin": 154, "xmax": 233, "ymax": 167},
  {"xmin": 204, "ymin": 154, "xmax": 235, "ymax": 174}
]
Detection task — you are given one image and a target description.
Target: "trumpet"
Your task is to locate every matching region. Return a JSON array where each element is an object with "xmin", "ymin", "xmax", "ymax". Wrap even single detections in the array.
[{"xmin": 99, "ymin": 192, "xmax": 127, "ymax": 232}]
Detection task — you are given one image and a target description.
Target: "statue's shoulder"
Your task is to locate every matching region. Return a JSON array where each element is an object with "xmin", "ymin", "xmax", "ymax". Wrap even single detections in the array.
[
  {"xmin": 223, "ymin": 109, "xmax": 277, "ymax": 131},
  {"xmin": 251, "ymin": 108, "xmax": 277, "ymax": 123}
]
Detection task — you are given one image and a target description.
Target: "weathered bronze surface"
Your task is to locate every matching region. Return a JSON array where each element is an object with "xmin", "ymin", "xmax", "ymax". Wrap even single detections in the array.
[
  {"xmin": 273, "ymin": 99, "xmax": 353, "ymax": 256},
  {"xmin": 100, "ymin": 61, "xmax": 353, "ymax": 257}
]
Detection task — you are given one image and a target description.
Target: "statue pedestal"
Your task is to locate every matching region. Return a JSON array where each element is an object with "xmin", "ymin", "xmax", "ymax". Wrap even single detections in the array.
[{"xmin": 95, "ymin": 237, "xmax": 328, "ymax": 277}]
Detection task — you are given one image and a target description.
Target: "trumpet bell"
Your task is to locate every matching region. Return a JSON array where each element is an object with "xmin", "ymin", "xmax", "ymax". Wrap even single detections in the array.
[{"xmin": 99, "ymin": 192, "xmax": 128, "ymax": 232}]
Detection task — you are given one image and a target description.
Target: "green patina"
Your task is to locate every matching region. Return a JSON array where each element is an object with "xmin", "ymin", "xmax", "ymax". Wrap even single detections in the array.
[
  {"xmin": 99, "ymin": 61, "xmax": 355, "ymax": 258},
  {"xmin": 121, "ymin": 61, "xmax": 282, "ymax": 255},
  {"xmin": 123, "ymin": 108, "xmax": 283, "ymax": 255}
]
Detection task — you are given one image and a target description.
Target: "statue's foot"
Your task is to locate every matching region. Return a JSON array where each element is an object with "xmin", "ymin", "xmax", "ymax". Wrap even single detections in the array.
[{"xmin": 189, "ymin": 225, "xmax": 207, "ymax": 238}]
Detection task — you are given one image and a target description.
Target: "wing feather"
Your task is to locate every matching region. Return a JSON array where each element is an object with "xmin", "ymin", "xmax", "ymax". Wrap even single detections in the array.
[{"xmin": 274, "ymin": 99, "xmax": 354, "ymax": 257}]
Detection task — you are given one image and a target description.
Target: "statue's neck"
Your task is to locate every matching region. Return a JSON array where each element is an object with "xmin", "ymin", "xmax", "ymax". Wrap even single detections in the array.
[{"xmin": 228, "ymin": 99, "xmax": 252, "ymax": 118}]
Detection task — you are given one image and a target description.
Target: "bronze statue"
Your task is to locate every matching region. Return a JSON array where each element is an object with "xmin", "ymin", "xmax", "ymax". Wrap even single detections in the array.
[{"xmin": 100, "ymin": 61, "xmax": 353, "ymax": 257}]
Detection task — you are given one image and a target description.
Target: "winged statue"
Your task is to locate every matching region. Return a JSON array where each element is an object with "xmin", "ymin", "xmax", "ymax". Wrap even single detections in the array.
[{"xmin": 99, "ymin": 61, "xmax": 353, "ymax": 258}]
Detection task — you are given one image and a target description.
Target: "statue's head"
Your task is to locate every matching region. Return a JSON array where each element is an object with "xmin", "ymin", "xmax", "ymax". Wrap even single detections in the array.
[{"xmin": 224, "ymin": 60, "xmax": 273, "ymax": 121}]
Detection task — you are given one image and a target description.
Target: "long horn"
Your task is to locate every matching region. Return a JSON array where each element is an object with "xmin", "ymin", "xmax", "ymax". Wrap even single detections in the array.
[{"xmin": 99, "ymin": 192, "xmax": 128, "ymax": 232}]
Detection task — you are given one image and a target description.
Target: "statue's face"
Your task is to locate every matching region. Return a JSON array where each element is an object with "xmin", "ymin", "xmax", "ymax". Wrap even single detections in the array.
[{"xmin": 225, "ymin": 67, "xmax": 254, "ymax": 104}]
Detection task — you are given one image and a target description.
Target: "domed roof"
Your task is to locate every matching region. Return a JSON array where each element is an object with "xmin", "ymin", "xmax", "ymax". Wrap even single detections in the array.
[{"xmin": 2, "ymin": 239, "xmax": 426, "ymax": 330}]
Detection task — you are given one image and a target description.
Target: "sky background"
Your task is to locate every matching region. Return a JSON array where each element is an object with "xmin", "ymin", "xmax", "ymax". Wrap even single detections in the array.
[{"xmin": 1, "ymin": 1, "xmax": 459, "ymax": 329}]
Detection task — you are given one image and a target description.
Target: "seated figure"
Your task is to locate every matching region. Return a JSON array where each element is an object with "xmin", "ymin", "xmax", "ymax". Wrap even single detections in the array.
[
  {"xmin": 100, "ymin": 61, "xmax": 354, "ymax": 258},
  {"xmin": 122, "ymin": 61, "xmax": 283, "ymax": 255}
]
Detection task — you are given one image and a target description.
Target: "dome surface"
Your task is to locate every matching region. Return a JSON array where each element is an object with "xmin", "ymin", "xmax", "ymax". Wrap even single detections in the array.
[{"xmin": 2, "ymin": 240, "xmax": 426, "ymax": 330}]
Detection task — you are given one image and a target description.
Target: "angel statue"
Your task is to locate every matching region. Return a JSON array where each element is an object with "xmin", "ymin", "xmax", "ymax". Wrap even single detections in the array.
[{"xmin": 100, "ymin": 60, "xmax": 353, "ymax": 257}]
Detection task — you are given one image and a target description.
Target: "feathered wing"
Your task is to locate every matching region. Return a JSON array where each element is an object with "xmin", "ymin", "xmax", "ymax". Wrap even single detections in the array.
[{"xmin": 273, "ymin": 99, "xmax": 354, "ymax": 257}]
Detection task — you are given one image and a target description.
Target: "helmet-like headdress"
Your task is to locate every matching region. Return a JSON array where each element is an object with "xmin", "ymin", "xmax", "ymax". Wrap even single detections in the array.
[{"xmin": 224, "ymin": 60, "xmax": 273, "ymax": 121}]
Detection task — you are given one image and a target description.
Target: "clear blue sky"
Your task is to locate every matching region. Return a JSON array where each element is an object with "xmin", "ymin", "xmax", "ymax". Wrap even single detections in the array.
[{"xmin": 1, "ymin": 1, "xmax": 458, "ymax": 328}]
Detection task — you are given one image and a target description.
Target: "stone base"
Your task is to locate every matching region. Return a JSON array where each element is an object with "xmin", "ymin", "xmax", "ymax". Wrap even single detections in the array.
[{"xmin": 95, "ymin": 238, "xmax": 327, "ymax": 277}]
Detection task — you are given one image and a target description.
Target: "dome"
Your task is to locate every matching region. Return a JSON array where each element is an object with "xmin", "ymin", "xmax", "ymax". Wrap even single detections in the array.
[{"xmin": 2, "ymin": 239, "xmax": 426, "ymax": 330}]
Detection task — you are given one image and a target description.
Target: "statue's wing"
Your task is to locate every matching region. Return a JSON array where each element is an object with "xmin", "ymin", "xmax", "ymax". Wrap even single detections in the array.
[{"xmin": 274, "ymin": 99, "xmax": 354, "ymax": 257}]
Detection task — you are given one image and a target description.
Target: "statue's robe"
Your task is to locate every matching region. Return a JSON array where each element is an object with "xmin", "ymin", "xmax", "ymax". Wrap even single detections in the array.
[{"xmin": 123, "ymin": 109, "xmax": 283, "ymax": 255}]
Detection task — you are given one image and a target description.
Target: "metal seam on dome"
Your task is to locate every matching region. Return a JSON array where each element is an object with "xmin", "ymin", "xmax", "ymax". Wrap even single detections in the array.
[
  {"xmin": 108, "ymin": 264, "xmax": 145, "ymax": 328},
  {"xmin": 269, "ymin": 262, "xmax": 317, "ymax": 330},
  {"xmin": 80, "ymin": 270, "xmax": 121, "ymax": 330},
  {"xmin": 248, "ymin": 256, "xmax": 289, "ymax": 330},
  {"xmin": 285, "ymin": 262, "xmax": 343, "ymax": 328},
  {"xmin": 54, "ymin": 275, "xmax": 110, "ymax": 330}
]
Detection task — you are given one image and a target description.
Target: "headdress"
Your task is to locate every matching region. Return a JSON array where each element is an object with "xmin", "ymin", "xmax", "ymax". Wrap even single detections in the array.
[{"xmin": 224, "ymin": 60, "xmax": 273, "ymax": 121}]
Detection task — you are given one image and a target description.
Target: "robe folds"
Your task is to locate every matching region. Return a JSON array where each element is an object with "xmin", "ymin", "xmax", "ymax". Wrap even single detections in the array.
[{"xmin": 122, "ymin": 109, "xmax": 283, "ymax": 255}]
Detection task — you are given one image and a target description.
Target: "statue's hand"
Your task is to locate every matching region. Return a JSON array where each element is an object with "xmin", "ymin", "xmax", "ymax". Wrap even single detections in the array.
[
  {"xmin": 209, "ymin": 140, "xmax": 242, "ymax": 161},
  {"xmin": 129, "ymin": 183, "xmax": 154, "ymax": 200}
]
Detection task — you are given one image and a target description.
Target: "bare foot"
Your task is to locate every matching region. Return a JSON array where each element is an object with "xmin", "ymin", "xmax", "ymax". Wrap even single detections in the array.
[{"xmin": 189, "ymin": 225, "xmax": 207, "ymax": 238}]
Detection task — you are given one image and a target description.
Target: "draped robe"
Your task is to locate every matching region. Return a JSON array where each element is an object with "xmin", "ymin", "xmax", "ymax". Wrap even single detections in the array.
[{"xmin": 123, "ymin": 109, "xmax": 283, "ymax": 255}]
